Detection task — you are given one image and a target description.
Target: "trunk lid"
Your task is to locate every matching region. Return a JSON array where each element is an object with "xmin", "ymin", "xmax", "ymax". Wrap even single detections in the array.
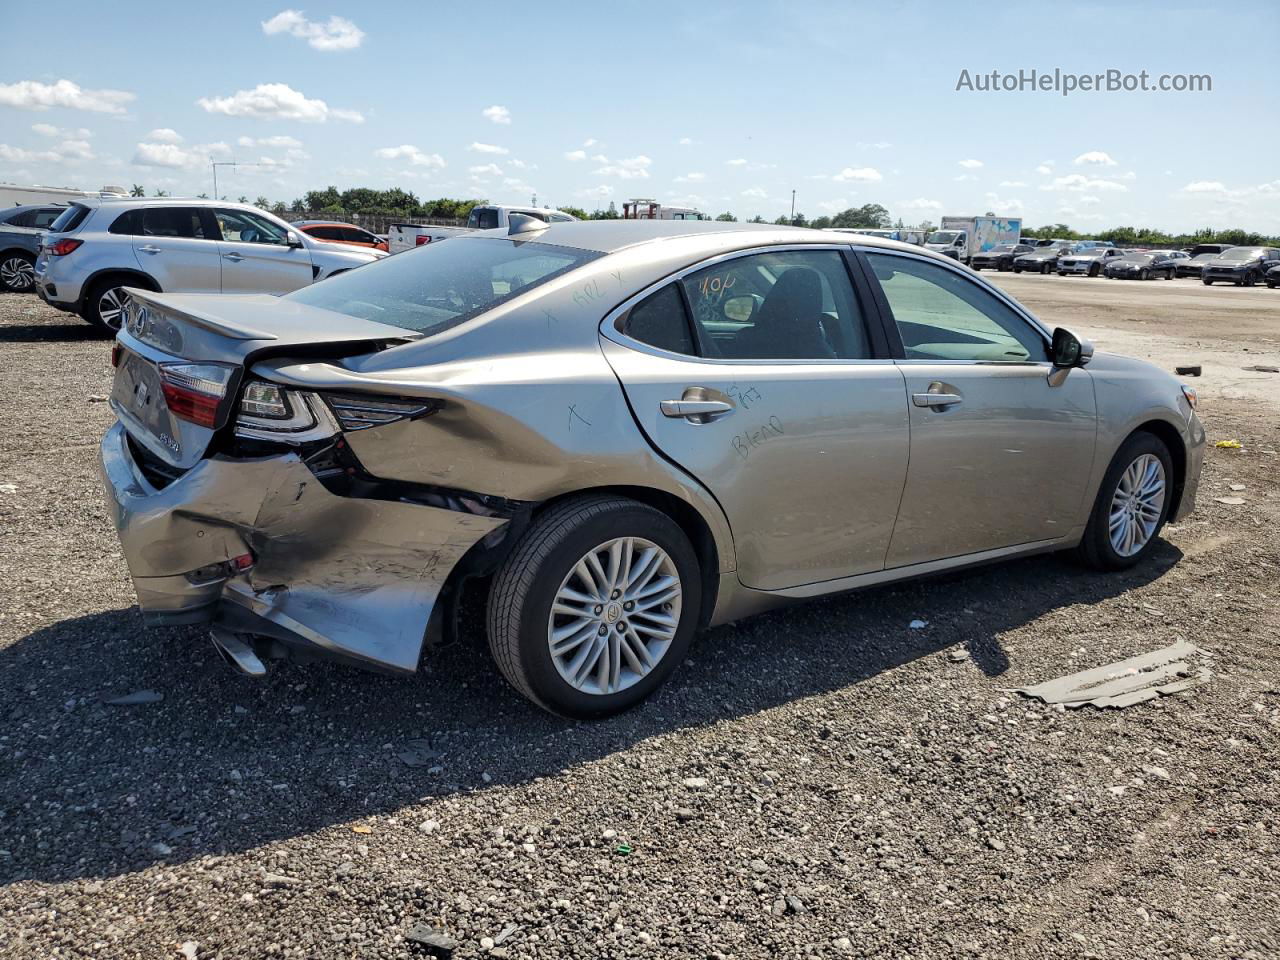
[{"xmin": 111, "ymin": 290, "xmax": 419, "ymax": 471}]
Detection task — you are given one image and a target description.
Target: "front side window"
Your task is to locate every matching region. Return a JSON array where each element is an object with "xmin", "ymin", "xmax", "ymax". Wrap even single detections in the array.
[
  {"xmin": 141, "ymin": 207, "xmax": 207, "ymax": 239},
  {"xmin": 343, "ymin": 227, "xmax": 376, "ymax": 244},
  {"xmin": 866, "ymin": 253, "xmax": 1047, "ymax": 363},
  {"xmin": 679, "ymin": 249, "xmax": 872, "ymax": 361},
  {"xmin": 215, "ymin": 208, "xmax": 287, "ymax": 245},
  {"xmin": 285, "ymin": 236, "xmax": 600, "ymax": 336}
]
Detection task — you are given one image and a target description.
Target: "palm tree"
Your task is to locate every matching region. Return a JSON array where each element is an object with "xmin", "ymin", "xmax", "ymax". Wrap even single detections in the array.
[{"xmin": 130, "ymin": 184, "xmax": 145, "ymax": 197}]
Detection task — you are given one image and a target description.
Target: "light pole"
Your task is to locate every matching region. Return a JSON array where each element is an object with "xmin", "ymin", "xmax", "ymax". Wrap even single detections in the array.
[
  {"xmin": 790, "ymin": 190, "xmax": 796, "ymax": 225},
  {"xmin": 211, "ymin": 161, "xmax": 262, "ymax": 200}
]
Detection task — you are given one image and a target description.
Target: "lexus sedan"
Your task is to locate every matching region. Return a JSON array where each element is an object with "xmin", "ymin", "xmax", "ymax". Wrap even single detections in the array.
[
  {"xmin": 1012, "ymin": 242, "xmax": 1073, "ymax": 273},
  {"xmin": 1104, "ymin": 251, "xmax": 1186, "ymax": 280},
  {"xmin": 100, "ymin": 220, "xmax": 1205, "ymax": 716}
]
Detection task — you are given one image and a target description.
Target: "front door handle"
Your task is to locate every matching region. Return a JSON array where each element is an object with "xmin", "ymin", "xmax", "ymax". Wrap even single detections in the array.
[
  {"xmin": 912, "ymin": 392, "xmax": 963, "ymax": 408},
  {"xmin": 222, "ymin": 252, "xmax": 245, "ymax": 262},
  {"xmin": 138, "ymin": 244, "xmax": 161, "ymax": 254},
  {"xmin": 660, "ymin": 399, "xmax": 734, "ymax": 422}
]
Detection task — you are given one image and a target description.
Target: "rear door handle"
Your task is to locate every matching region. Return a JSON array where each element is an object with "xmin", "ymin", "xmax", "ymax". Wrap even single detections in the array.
[
  {"xmin": 912, "ymin": 392, "xmax": 963, "ymax": 408},
  {"xmin": 222, "ymin": 253, "xmax": 245, "ymax": 262},
  {"xmin": 138, "ymin": 245, "xmax": 161, "ymax": 254},
  {"xmin": 660, "ymin": 399, "xmax": 734, "ymax": 422}
]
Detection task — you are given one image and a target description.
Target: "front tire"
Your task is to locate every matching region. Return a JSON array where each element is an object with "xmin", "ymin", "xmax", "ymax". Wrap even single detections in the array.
[
  {"xmin": 0, "ymin": 252, "xmax": 35, "ymax": 292},
  {"xmin": 1077, "ymin": 432, "xmax": 1173, "ymax": 571},
  {"xmin": 487, "ymin": 495, "xmax": 701, "ymax": 717}
]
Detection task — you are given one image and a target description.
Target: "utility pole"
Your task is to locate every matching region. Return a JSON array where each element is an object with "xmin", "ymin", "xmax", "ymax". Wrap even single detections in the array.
[
  {"xmin": 211, "ymin": 160, "xmax": 262, "ymax": 201},
  {"xmin": 790, "ymin": 190, "xmax": 796, "ymax": 225}
]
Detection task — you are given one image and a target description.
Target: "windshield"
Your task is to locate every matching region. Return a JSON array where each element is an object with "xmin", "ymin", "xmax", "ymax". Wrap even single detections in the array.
[
  {"xmin": 1219, "ymin": 247, "xmax": 1262, "ymax": 261},
  {"xmin": 1117, "ymin": 254, "xmax": 1155, "ymax": 263},
  {"xmin": 989, "ymin": 245, "xmax": 1016, "ymax": 253},
  {"xmin": 927, "ymin": 231, "xmax": 959, "ymax": 244},
  {"xmin": 1192, "ymin": 252, "xmax": 1217, "ymax": 261},
  {"xmin": 1074, "ymin": 249, "xmax": 1107, "ymax": 259},
  {"xmin": 286, "ymin": 237, "xmax": 602, "ymax": 335}
]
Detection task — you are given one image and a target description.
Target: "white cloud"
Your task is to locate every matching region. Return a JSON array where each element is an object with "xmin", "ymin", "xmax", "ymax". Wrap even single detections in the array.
[
  {"xmin": 1035, "ymin": 164, "xmax": 1053, "ymax": 175},
  {"xmin": 675, "ymin": 172, "xmax": 706, "ymax": 182},
  {"xmin": 901, "ymin": 197, "xmax": 942, "ymax": 211},
  {"xmin": 741, "ymin": 187, "xmax": 768, "ymax": 199},
  {"xmin": 0, "ymin": 137, "xmax": 96, "ymax": 165},
  {"xmin": 468, "ymin": 142, "xmax": 508, "ymax": 155},
  {"xmin": 374, "ymin": 144, "xmax": 445, "ymax": 168},
  {"xmin": 726, "ymin": 158, "xmax": 747, "ymax": 166},
  {"xmin": 678, "ymin": 137, "xmax": 692, "ymax": 146},
  {"xmin": 564, "ymin": 149, "xmax": 586, "ymax": 162},
  {"xmin": 261, "ymin": 9, "xmax": 364, "ymax": 51},
  {"xmin": 0, "ymin": 78, "xmax": 134, "ymax": 115},
  {"xmin": 954, "ymin": 174, "xmax": 977, "ymax": 182},
  {"xmin": 582, "ymin": 138, "xmax": 598, "ymax": 148},
  {"xmin": 984, "ymin": 192, "xmax": 1023, "ymax": 213},
  {"xmin": 33, "ymin": 122, "xmax": 90, "ymax": 139},
  {"xmin": 508, "ymin": 158, "xmax": 534, "ymax": 170},
  {"xmin": 594, "ymin": 155, "xmax": 652, "ymax": 180},
  {"xmin": 1073, "ymin": 151, "xmax": 1117, "ymax": 167},
  {"xmin": 239, "ymin": 134, "xmax": 303, "ymax": 149},
  {"xmin": 197, "ymin": 83, "xmax": 363, "ymax": 123},
  {"xmin": 132, "ymin": 140, "xmax": 230, "ymax": 169},
  {"xmin": 833, "ymin": 166, "xmax": 883, "ymax": 183},
  {"xmin": 590, "ymin": 153, "xmax": 608, "ymax": 164},
  {"xmin": 576, "ymin": 184, "xmax": 613, "ymax": 200},
  {"xmin": 1181, "ymin": 181, "xmax": 1227, "ymax": 194},
  {"xmin": 999, "ymin": 180, "xmax": 1026, "ymax": 188},
  {"xmin": 1078, "ymin": 195, "xmax": 1101, "ymax": 206},
  {"xmin": 1040, "ymin": 174, "xmax": 1127, "ymax": 193},
  {"xmin": 468, "ymin": 163, "xmax": 502, "ymax": 177},
  {"xmin": 482, "ymin": 105, "xmax": 511, "ymax": 125},
  {"xmin": 857, "ymin": 141, "xmax": 892, "ymax": 150},
  {"xmin": 147, "ymin": 128, "xmax": 184, "ymax": 144},
  {"xmin": 816, "ymin": 198, "xmax": 849, "ymax": 212},
  {"xmin": 957, "ymin": 159, "xmax": 984, "ymax": 169}
]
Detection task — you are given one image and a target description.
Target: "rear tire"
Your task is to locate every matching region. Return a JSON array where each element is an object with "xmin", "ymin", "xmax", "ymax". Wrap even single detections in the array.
[
  {"xmin": 0, "ymin": 252, "xmax": 35, "ymax": 292},
  {"xmin": 82, "ymin": 275, "xmax": 154, "ymax": 333},
  {"xmin": 1243, "ymin": 271, "xmax": 1257, "ymax": 287},
  {"xmin": 487, "ymin": 495, "xmax": 701, "ymax": 718},
  {"xmin": 1203, "ymin": 278, "xmax": 1213, "ymax": 285},
  {"xmin": 1076, "ymin": 432, "xmax": 1174, "ymax": 571}
]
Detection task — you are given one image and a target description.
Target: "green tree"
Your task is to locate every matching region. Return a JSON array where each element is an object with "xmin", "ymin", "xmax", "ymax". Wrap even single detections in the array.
[
  {"xmin": 254, "ymin": 196, "xmax": 271, "ymax": 209},
  {"xmin": 747, "ymin": 215, "xmax": 766, "ymax": 224},
  {"xmin": 304, "ymin": 186, "xmax": 343, "ymax": 210},
  {"xmin": 811, "ymin": 215, "xmax": 832, "ymax": 229},
  {"xmin": 130, "ymin": 184, "xmax": 145, "ymax": 197},
  {"xmin": 714, "ymin": 211, "xmax": 737, "ymax": 222},
  {"xmin": 830, "ymin": 203, "xmax": 890, "ymax": 228},
  {"xmin": 792, "ymin": 212, "xmax": 808, "ymax": 228},
  {"xmin": 153, "ymin": 189, "xmax": 169, "ymax": 197},
  {"xmin": 556, "ymin": 205, "xmax": 589, "ymax": 220}
]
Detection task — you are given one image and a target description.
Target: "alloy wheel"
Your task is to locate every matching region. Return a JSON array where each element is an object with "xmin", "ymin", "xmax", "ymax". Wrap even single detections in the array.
[
  {"xmin": 1, "ymin": 256, "xmax": 34, "ymax": 291},
  {"xmin": 98, "ymin": 286, "xmax": 131, "ymax": 330},
  {"xmin": 1108, "ymin": 454, "xmax": 1166, "ymax": 557},
  {"xmin": 547, "ymin": 536, "xmax": 682, "ymax": 696}
]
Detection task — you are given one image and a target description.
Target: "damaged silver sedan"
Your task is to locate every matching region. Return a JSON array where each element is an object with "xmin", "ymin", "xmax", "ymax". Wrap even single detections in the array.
[{"xmin": 100, "ymin": 218, "xmax": 1205, "ymax": 716}]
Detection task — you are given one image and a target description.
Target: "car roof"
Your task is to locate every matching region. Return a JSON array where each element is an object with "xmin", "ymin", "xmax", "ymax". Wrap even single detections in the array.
[
  {"xmin": 5, "ymin": 202, "xmax": 69, "ymax": 213},
  {"xmin": 69, "ymin": 196, "xmax": 268, "ymax": 212},
  {"xmin": 294, "ymin": 220, "xmax": 361, "ymax": 228},
  {"xmin": 499, "ymin": 219, "xmax": 939, "ymax": 257}
]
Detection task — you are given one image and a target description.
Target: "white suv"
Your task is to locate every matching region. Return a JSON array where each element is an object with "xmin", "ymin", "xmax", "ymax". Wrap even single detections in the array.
[{"xmin": 35, "ymin": 198, "xmax": 386, "ymax": 331}]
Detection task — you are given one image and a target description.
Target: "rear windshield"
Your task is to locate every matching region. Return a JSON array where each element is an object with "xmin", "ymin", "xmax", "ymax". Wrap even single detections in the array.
[
  {"xmin": 286, "ymin": 236, "xmax": 602, "ymax": 336},
  {"xmin": 49, "ymin": 203, "xmax": 91, "ymax": 233}
]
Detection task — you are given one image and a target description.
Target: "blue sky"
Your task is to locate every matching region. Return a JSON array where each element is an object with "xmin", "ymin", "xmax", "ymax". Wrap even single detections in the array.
[{"xmin": 2, "ymin": 1, "xmax": 1277, "ymax": 232}]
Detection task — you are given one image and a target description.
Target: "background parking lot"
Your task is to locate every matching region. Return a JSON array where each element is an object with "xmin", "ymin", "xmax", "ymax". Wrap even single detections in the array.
[{"xmin": 1, "ymin": 279, "xmax": 1277, "ymax": 959}]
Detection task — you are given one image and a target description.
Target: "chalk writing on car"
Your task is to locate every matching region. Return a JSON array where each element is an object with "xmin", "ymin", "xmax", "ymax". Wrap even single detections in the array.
[{"xmin": 730, "ymin": 416, "xmax": 785, "ymax": 461}]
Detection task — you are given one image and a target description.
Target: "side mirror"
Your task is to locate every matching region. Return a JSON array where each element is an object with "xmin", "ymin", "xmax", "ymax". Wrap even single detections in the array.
[
  {"xmin": 723, "ymin": 295, "xmax": 756, "ymax": 323},
  {"xmin": 286, "ymin": 232, "xmax": 304, "ymax": 248},
  {"xmin": 1052, "ymin": 327, "xmax": 1094, "ymax": 368}
]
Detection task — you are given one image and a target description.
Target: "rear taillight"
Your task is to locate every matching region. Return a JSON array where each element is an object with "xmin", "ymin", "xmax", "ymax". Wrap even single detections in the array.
[
  {"xmin": 415, "ymin": 235, "xmax": 431, "ymax": 246},
  {"xmin": 110, "ymin": 342, "xmax": 123, "ymax": 368},
  {"xmin": 48, "ymin": 238, "xmax": 83, "ymax": 256},
  {"xmin": 157, "ymin": 362, "xmax": 236, "ymax": 429}
]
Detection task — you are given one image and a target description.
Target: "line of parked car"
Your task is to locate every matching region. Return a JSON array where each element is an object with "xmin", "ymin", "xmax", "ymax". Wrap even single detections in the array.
[{"xmin": 974, "ymin": 237, "xmax": 1280, "ymax": 287}]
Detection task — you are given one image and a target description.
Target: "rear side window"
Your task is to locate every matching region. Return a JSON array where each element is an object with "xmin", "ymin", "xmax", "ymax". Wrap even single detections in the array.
[
  {"xmin": 285, "ymin": 236, "xmax": 601, "ymax": 336},
  {"xmin": 141, "ymin": 207, "xmax": 208, "ymax": 239},
  {"xmin": 32, "ymin": 208, "xmax": 64, "ymax": 228},
  {"xmin": 5, "ymin": 209, "xmax": 34, "ymax": 226},
  {"xmin": 108, "ymin": 209, "xmax": 143, "ymax": 235},
  {"xmin": 49, "ymin": 203, "xmax": 90, "ymax": 233},
  {"xmin": 624, "ymin": 284, "xmax": 695, "ymax": 355}
]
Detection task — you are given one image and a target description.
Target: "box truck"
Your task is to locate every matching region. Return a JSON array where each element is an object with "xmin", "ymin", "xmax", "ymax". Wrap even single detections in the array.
[{"xmin": 925, "ymin": 216, "xmax": 1022, "ymax": 264}]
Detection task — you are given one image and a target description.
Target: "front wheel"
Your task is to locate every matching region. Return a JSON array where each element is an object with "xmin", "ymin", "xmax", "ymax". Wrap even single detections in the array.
[
  {"xmin": 487, "ymin": 495, "xmax": 701, "ymax": 717},
  {"xmin": 1139, "ymin": 269, "xmax": 1150, "ymax": 280},
  {"xmin": 1203, "ymin": 278, "xmax": 1213, "ymax": 285},
  {"xmin": 1042, "ymin": 263, "xmax": 1052, "ymax": 275},
  {"xmin": 1243, "ymin": 271, "xmax": 1257, "ymax": 287},
  {"xmin": 1089, "ymin": 265, "xmax": 1100, "ymax": 277},
  {"xmin": 1077, "ymin": 433, "xmax": 1173, "ymax": 571},
  {"xmin": 0, "ymin": 252, "xmax": 35, "ymax": 292}
]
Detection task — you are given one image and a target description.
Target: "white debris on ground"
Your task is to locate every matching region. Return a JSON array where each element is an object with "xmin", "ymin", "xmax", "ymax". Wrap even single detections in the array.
[{"xmin": 1012, "ymin": 640, "xmax": 1212, "ymax": 709}]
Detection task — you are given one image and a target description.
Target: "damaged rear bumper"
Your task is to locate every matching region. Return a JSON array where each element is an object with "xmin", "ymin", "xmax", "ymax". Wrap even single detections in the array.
[{"xmin": 98, "ymin": 421, "xmax": 506, "ymax": 673}]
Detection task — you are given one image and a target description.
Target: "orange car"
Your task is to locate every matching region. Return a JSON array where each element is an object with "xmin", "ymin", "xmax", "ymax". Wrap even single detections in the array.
[{"xmin": 291, "ymin": 220, "xmax": 388, "ymax": 252}]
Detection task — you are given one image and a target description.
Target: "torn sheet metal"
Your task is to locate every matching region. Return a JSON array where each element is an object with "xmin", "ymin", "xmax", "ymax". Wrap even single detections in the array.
[{"xmin": 1013, "ymin": 640, "xmax": 1211, "ymax": 709}]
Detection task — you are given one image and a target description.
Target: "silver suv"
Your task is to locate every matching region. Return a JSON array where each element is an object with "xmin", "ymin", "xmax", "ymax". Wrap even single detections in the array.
[{"xmin": 35, "ymin": 198, "xmax": 385, "ymax": 331}]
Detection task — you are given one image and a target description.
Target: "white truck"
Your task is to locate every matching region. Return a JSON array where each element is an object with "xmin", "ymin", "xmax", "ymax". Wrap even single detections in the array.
[
  {"xmin": 387, "ymin": 204, "xmax": 578, "ymax": 254},
  {"xmin": 925, "ymin": 216, "xmax": 1022, "ymax": 264},
  {"xmin": 622, "ymin": 199, "xmax": 709, "ymax": 221}
]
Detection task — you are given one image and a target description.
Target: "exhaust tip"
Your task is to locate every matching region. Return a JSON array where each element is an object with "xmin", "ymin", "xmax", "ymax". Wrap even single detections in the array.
[{"xmin": 210, "ymin": 627, "xmax": 268, "ymax": 678}]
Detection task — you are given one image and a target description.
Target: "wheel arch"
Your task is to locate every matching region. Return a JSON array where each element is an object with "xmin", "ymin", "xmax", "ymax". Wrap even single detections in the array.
[
  {"xmin": 0, "ymin": 245, "xmax": 36, "ymax": 261},
  {"xmin": 79, "ymin": 267, "xmax": 159, "ymax": 308},
  {"xmin": 1126, "ymin": 419, "xmax": 1188, "ymax": 518}
]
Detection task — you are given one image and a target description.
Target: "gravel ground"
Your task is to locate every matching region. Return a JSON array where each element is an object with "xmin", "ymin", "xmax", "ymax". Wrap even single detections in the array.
[{"xmin": 1, "ymin": 282, "xmax": 1278, "ymax": 960}]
